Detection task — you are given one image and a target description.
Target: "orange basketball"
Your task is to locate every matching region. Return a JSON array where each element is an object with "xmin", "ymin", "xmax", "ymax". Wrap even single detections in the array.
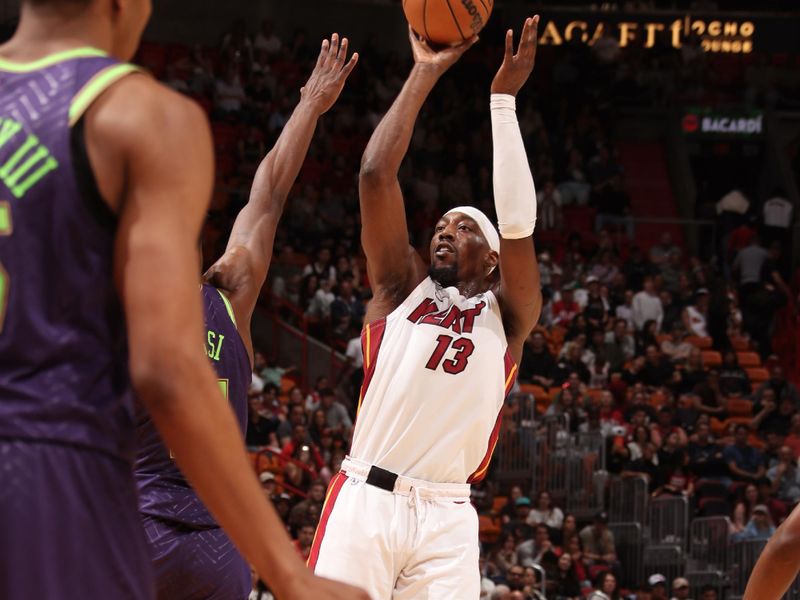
[{"xmin": 403, "ymin": 0, "xmax": 493, "ymax": 46}]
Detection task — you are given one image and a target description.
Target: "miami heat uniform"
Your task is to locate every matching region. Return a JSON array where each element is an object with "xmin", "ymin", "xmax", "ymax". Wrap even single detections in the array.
[
  {"xmin": 135, "ymin": 284, "xmax": 252, "ymax": 600},
  {"xmin": 310, "ymin": 276, "xmax": 517, "ymax": 599},
  {"xmin": 0, "ymin": 49, "xmax": 152, "ymax": 598}
]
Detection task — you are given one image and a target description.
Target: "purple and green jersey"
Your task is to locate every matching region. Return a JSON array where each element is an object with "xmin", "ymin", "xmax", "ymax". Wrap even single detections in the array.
[
  {"xmin": 0, "ymin": 48, "xmax": 151, "ymax": 599},
  {"xmin": 0, "ymin": 48, "xmax": 140, "ymax": 459},
  {"xmin": 135, "ymin": 283, "xmax": 251, "ymax": 528}
]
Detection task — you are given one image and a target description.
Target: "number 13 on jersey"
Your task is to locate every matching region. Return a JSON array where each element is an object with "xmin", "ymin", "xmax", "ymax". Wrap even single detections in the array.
[{"xmin": 426, "ymin": 334, "xmax": 475, "ymax": 374}]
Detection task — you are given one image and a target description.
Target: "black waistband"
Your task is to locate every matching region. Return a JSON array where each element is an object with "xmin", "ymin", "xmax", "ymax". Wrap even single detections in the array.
[{"xmin": 366, "ymin": 465, "xmax": 398, "ymax": 492}]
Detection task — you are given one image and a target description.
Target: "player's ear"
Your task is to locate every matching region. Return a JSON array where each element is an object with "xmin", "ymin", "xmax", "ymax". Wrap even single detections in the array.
[{"xmin": 485, "ymin": 250, "xmax": 499, "ymax": 277}]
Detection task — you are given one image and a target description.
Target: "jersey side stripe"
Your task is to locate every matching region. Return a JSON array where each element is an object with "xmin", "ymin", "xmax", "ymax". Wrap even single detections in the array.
[
  {"xmin": 355, "ymin": 317, "xmax": 387, "ymax": 417},
  {"xmin": 468, "ymin": 351, "xmax": 517, "ymax": 483},
  {"xmin": 307, "ymin": 471, "xmax": 347, "ymax": 571}
]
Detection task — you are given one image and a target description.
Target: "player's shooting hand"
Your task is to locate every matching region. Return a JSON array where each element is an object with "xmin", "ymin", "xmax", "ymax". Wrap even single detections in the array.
[
  {"xmin": 280, "ymin": 572, "xmax": 372, "ymax": 600},
  {"xmin": 409, "ymin": 27, "xmax": 477, "ymax": 75},
  {"xmin": 301, "ymin": 33, "xmax": 359, "ymax": 115},
  {"xmin": 491, "ymin": 15, "xmax": 540, "ymax": 96}
]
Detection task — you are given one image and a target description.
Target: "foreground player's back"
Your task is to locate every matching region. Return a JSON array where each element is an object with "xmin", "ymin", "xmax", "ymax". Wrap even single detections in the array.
[{"xmin": 0, "ymin": 49, "xmax": 139, "ymax": 458}]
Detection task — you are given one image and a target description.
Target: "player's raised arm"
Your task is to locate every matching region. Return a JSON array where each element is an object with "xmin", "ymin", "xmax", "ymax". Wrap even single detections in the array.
[
  {"xmin": 205, "ymin": 33, "xmax": 357, "ymax": 358},
  {"xmin": 491, "ymin": 16, "xmax": 543, "ymax": 362},
  {"xmin": 744, "ymin": 502, "xmax": 800, "ymax": 599},
  {"xmin": 95, "ymin": 76, "xmax": 367, "ymax": 600},
  {"xmin": 360, "ymin": 29, "xmax": 476, "ymax": 318}
]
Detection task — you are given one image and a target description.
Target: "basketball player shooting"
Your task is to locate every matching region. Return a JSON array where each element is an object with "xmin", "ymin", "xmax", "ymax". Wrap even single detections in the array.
[
  {"xmin": 134, "ymin": 34, "xmax": 366, "ymax": 600},
  {"xmin": 744, "ymin": 503, "xmax": 800, "ymax": 599},
  {"xmin": 310, "ymin": 15, "xmax": 543, "ymax": 599}
]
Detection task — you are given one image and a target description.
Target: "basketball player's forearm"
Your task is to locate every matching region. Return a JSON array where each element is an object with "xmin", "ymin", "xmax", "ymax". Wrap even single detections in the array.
[
  {"xmin": 249, "ymin": 99, "xmax": 322, "ymax": 215},
  {"xmin": 361, "ymin": 64, "xmax": 439, "ymax": 176},
  {"xmin": 744, "ymin": 519, "xmax": 800, "ymax": 599},
  {"xmin": 144, "ymin": 365, "xmax": 307, "ymax": 595}
]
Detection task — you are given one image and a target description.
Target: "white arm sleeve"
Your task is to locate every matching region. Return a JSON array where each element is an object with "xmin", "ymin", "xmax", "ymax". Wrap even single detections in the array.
[{"xmin": 491, "ymin": 93, "xmax": 537, "ymax": 239}]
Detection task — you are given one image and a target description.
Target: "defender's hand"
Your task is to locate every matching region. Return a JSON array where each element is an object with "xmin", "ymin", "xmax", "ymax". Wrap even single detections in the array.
[
  {"xmin": 409, "ymin": 26, "xmax": 477, "ymax": 76},
  {"xmin": 491, "ymin": 15, "xmax": 540, "ymax": 96},
  {"xmin": 301, "ymin": 33, "xmax": 359, "ymax": 115}
]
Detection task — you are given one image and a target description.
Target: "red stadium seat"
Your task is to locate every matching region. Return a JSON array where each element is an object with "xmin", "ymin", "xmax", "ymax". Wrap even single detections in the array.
[
  {"xmin": 686, "ymin": 336, "xmax": 713, "ymax": 349},
  {"xmin": 747, "ymin": 368, "xmax": 770, "ymax": 385},
  {"xmin": 736, "ymin": 352, "xmax": 761, "ymax": 368},
  {"xmin": 727, "ymin": 399, "xmax": 753, "ymax": 418},
  {"xmin": 701, "ymin": 350, "xmax": 722, "ymax": 368}
]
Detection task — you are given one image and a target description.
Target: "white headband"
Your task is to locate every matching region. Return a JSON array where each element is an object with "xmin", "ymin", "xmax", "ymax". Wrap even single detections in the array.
[{"xmin": 443, "ymin": 206, "xmax": 500, "ymax": 254}]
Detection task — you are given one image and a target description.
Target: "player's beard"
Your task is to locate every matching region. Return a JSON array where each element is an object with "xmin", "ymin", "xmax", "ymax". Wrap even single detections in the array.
[{"xmin": 429, "ymin": 263, "xmax": 460, "ymax": 288}]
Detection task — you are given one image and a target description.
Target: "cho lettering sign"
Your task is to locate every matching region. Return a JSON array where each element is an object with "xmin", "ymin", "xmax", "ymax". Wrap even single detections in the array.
[{"xmin": 537, "ymin": 13, "xmax": 759, "ymax": 54}]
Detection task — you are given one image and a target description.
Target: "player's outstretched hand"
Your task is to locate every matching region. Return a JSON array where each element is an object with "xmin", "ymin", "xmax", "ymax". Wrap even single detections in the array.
[
  {"xmin": 491, "ymin": 15, "xmax": 540, "ymax": 96},
  {"xmin": 301, "ymin": 33, "xmax": 359, "ymax": 115},
  {"xmin": 280, "ymin": 572, "xmax": 372, "ymax": 600},
  {"xmin": 409, "ymin": 26, "xmax": 477, "ymax": 75}
]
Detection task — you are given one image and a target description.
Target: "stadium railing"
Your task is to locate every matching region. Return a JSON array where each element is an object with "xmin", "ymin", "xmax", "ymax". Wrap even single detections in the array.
[
  {"xmin": 649, "ymin": 496, "xmax": 690, "ymax": 550},
  {"xmin": 608, "ymin": 475, "xmax": 650, "ymax": 525}
]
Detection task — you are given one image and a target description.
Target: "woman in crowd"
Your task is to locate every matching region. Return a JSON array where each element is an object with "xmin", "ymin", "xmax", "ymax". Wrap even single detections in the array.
[{"xmin": 527, "ymin": 491, "xmax": 565, "ymax": 530}]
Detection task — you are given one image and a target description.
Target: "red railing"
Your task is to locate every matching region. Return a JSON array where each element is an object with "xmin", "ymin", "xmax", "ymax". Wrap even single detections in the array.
[{"xmin": 252, "ymin": 447, "xmax": 315, "ymax": 499}]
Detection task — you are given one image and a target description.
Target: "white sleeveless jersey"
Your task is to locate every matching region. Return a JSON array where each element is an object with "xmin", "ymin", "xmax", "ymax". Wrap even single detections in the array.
[{"xmin": 350, "ymin": 277, "xmax": 517, "ymax": 484}]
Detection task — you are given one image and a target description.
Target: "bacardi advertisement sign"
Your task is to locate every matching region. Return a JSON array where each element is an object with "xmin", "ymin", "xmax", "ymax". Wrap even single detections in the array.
[{"xmin": 682, "ymin": 108, "xmax": 764, "ymax": 138}]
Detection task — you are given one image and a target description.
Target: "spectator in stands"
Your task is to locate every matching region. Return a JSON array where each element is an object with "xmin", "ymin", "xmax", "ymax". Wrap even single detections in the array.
[
  {"xmin": 649, "ymin": 232, "xmax": 680, "ymax": 266},
  {"xmin": 583, "ymin": 276, "xmax": 609, "ymax": 330},
  {"xmin": 536, "ymin": 180, "xmax": 564, "ymax": 231},
  {"xmin": 733, "ymin": 234, "xmax": 768, "ymax": 307},
  {"xmin": 700, "ymin": 585, "xmax": 719, "ymax": 600},
  {"xmin": 767, "ymin": 445, "xmax": 800, "ymax": 504},
  {"xmin": 660, "ymin": 323, "xmax": 693, "ymax": 365},
  {"xmin": 519, "ymin": 331, "xmax": 556, "ymax": 389},
  {"xmin": 718, "ymin": 350, "xmax": 751, "ymax": 398},
  {"xmin": 505, "ymin": 564, "xmax": 528, "ymax": 593},
  {"xmin": 480, "ymin": 555, "xmax": 497, "ymax": 599},
  {"xmin": 554, "ymin": 348, "xmax": 591, "ymax": 387},
  {"xmin": 688, "ymin": 421, "xmax": 727, "ymax": 480},
  {"xmin": 505, "ymin": 497, "xmax": 535, "ymax": 541},
  {"xmin": 682, "ymin": 289, "xmax": 710, "ymax": 338},
  {"xmin": 546, "ymin": 386, "xmax": 585, "ymax": 430},
  {"xmin": 653, "ymin": 442, "xmax": 693, "ymax": 498},
  {"xmin": 784, "ymin": 414, "xmax": 800, "ymax": 458},
  {"xmin": 588, "ymin": 571, "xmax": 620, "ymax": 600},
  {"xmin": 598, "ymin": 392, "xmax": 624, "ymax": 436},
  {"xmin": 253, "ymin": 19, "xmax": 281, "ymax": 55},
  {"xmin": 670, "ymin": 577, "xmax": 690, "ymax": 600},
  {"xmin": 246, "ymin": 391, "xmax": 279, "ymax": 446},
  {"xmin": 564, "ymin": 535, "xmax": 590, "ymax": 588},
  {"xmin": 674, "ymin": 348, "xmax": 707, "ymax": 395},
  {"xmin": 754, "ymin": 365, "xmax": 800, "ymax": 407},
  {"xmin": 557, "ymin": 513, "xmax": 578, "ymax": 547},
  {"xmin": 730, "ymin": 482, "xmax": 760, "ymax": 532},
  {"xmin": 725, "ymin": 424, "xmax": 765, "ymax": 481},
  {"xmin": 517, "ymin": 524, "xmax": 557, "ymax": 568},
  {"xmin": 579, "ymin": 512, "xmax": 618, "ymax": 568},
  {"xmin": 317, "ymin": 388, "xmax": 352, "ymax": 433},
  {"xmin": 213, "ymin": 66, "xmax": 246, "ymax": 116},
  {"xmin": 752, "ymin": 388, "xmax": 796, "ymax": 437},
  {"xmin": 660, "ymin": 290, "xmax": 684, "ymax": 334},
  {"xmin": 732, "ymin": 504, "xmax": 775, "ymax": 542},
  {"xmin": 293, "ymin": 521, "xmax": 316, "ymax": 562},
  {"xmin": 330, "ymin": 276, "xmax": 364, "ymax": 339},
  {"xmin": 552, "ymin": 284, "xmax": 581, "ymax": 328},
  {"xmin": 627, "ymin": 424, "xmax": 651, "ymax": 461},
  {"xmin": 615, "ymin": 289, "xmax": 635, "ymax": 331},
  {"xmin": 551, "ymin": 552, "xmax": 582, "ymax": 600},
  {"xmin": 622, "ymin": 442, "xmax": 659, "ymax": 490},
  {"xmin": 276, "ymin": 403, "xmax": 306, "ymax": 442},
  {"xmin": 646, "ymin": 573, "xmax": 668, "ymax": 600},
  {"xmin": 492, "ymin": 533, "xmax": 520, "ymax": 576},
  {"xmin": 636, "ymin": 320, "xmax": 660, "ymax": 357},
  {"xmin": 527, "ymin": 491, "xmax": 564, "ymax": 530},
  {"xmin": 538, "ymin": 252, "xmax": 562, "ymax": 295},
  {"xmin": 604, "ymin": 318, "xmax": 635, "ymax": 373},
  {"xmin": 650, "ymin": 408, "xmax": 689, "ymax": 449},
  {"xmin": 641, "ymin": 345, "xmax": 674, "ymax": 388},
  {"xmin": 501, "ymin": 485, "xmax": 524, "ymax": 524}
]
